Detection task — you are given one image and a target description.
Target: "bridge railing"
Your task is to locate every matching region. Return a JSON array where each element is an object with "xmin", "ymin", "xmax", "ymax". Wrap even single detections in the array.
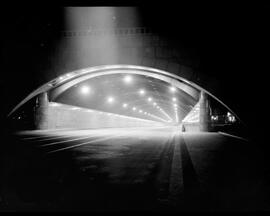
[{"xmin": 61, "ymin": 27, "xmax": 154, "ymax": 37}]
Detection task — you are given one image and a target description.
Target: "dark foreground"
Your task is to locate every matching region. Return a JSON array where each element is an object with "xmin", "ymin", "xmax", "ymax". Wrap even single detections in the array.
[{"xmin": 1, "ymin": 126, "xmax": 269, "ymax": 211}]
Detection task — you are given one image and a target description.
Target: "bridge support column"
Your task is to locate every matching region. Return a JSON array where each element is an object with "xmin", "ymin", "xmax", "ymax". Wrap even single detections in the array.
[
  {"xmin": 34, "ymin": 92, "xmax": 49, "ymax": 130},
  {"xmin": 199, "ymin": 91, "xmax": 210, "ymax": 132}
]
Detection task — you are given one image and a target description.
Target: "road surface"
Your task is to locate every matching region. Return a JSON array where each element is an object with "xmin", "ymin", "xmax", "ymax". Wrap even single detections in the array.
[{"xmin": 1, "ymin": 126, "xmax": 269, "ymax": 211}]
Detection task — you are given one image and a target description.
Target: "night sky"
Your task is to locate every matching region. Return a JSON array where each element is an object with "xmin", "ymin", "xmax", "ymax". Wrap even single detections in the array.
[{"xmin": 1, "ymin": 2, "xmax": 270, "ymax": 141}]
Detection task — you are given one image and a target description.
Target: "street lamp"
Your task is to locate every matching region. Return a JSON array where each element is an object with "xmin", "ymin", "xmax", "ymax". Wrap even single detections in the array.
[
  {"xmin": 170, "ymin": 86, "xmax": 176, "ymax": 93},
  {"xmin": 123, "ymin": 75, "xmax": 133, "ymax": 84},
  {"xmin": 80, "ymin": 85, "xmax": 90, "ymax": 94},
  {"xmin": 139, "ymin": 89, "xmax": 145, "ymax": 95},
  {"xmin": 107, "ymin": 96, "xmax": 115, "ymax": 104}
]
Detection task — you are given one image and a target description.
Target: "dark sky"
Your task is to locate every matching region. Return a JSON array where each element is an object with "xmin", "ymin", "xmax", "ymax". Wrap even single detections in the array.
[{"xmin": 1, "ymin": 3, "xmax": 270, "ymax": 137}]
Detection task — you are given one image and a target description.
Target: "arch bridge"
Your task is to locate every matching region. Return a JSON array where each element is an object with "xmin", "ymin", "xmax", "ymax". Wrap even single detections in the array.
[{"xmin": 8, "ymin": 65, "xmax": 241, "ymax": 132}]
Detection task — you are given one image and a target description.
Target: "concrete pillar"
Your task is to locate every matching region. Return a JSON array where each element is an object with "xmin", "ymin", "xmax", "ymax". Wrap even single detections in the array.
[
  {"xmin": 199, "ymin": 91, "xmax": 210, "ymax": 132},
  {"xmin": 34, "ymin": 92, "xmax": 49, "ymax": 130}
]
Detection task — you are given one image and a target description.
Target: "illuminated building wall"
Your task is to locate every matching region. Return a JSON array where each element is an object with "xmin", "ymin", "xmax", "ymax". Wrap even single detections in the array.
[
  {"xmin": 182, "ymin": 101, "xmax": 200, "ymax": 132},
  {"xmin": 46, "ymin": 102, "xmax": 165, "ymax": 129}
]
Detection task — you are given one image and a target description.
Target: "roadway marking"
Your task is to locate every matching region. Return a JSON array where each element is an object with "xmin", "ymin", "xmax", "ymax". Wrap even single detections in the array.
[
  {"xmin": 46, "ymin": 133, "xmax": 130, "ymax": 154},
  {"xmin": 168, "ymin": 131, "xmax": 184, "ymax": 202},
  {"xmin": 40, "ymin": 134, "xmax": 110, "ymax": 147},
  {"xmin": 39, "ymin": 130, "xmax": 141, "ymax": 147},
  {"xmin": 155, "ymin": 131, "xmax": 177, "ymax": 202},
  {"xmin": 19, "ymin": 126, "xmax": 170, "ymax": 141},
  {"xmin": 20, "ymin": 130, "xmax": 116, "ymax": 141},
  {"xmin": 180, "ymin": 133, "xmax": 206, "ymax": 209},
  {"xmin": 24, "ymin": 127, "xmax": 173, "ymax": 146},
  {"xmin": 218, "ymin": 132, "xmax": 249, "ymax": 142},
  {"xmin": 22, "ymin": 134, "xmax": 81, "ymax": 141}
]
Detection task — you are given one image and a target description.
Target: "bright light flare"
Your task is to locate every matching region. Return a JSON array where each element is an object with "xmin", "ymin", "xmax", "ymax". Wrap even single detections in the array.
[
  {"xmin": 107, "ymin": 96, "xmax": 115, "ymax": 103},
  {"xmin": 122, "ymin": 103, "xmax": 128, "ymax": 108},
  {"xmin": 139, "ymin": 89, "xmax": 145, "ymax": 95},
  {"xmin": 172, "ymin": 97, "xmax": 177, "ymax": 102},
  {"xmin": 170, "ymin": 86, "xmax": 176, "ymax": 93},
  {"xmin": 80, "ymin": 85, "xmax": 90, "ymax": 94},
  {"xmin": 123, "ymin": 75, "xmax": 133, "ymax": 84},
  {"xmin": 148, "ymin": 97, "xmax": 152, "ymax": 102}
]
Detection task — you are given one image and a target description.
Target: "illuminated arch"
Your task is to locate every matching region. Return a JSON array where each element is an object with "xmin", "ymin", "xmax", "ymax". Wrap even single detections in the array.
[{"xmin": 8, "ymin": 64, "xmax": 242, "ymax": 124}]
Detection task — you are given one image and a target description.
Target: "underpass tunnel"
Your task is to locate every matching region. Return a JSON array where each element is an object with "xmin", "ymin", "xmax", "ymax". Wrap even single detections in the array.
[
  {"xmin": 3, "ymin": 6, "xmax": 267, "ymax": 212},
  {"xmin": 4, "ymin": 66, "xmax": 249, "ymax": 208},
  {"xmin": 5, "ymin": 6, "xmax": 244, "ymax": 136},
  {"xmin": 7, "ymin": 65, "xmax": 244, "ymax": 137}
]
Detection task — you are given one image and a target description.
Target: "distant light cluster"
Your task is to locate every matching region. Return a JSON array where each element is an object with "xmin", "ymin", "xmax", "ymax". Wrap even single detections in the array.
[{"xmin": 71, "ymin": 74, "xmax": 181, "ymax": 123}]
